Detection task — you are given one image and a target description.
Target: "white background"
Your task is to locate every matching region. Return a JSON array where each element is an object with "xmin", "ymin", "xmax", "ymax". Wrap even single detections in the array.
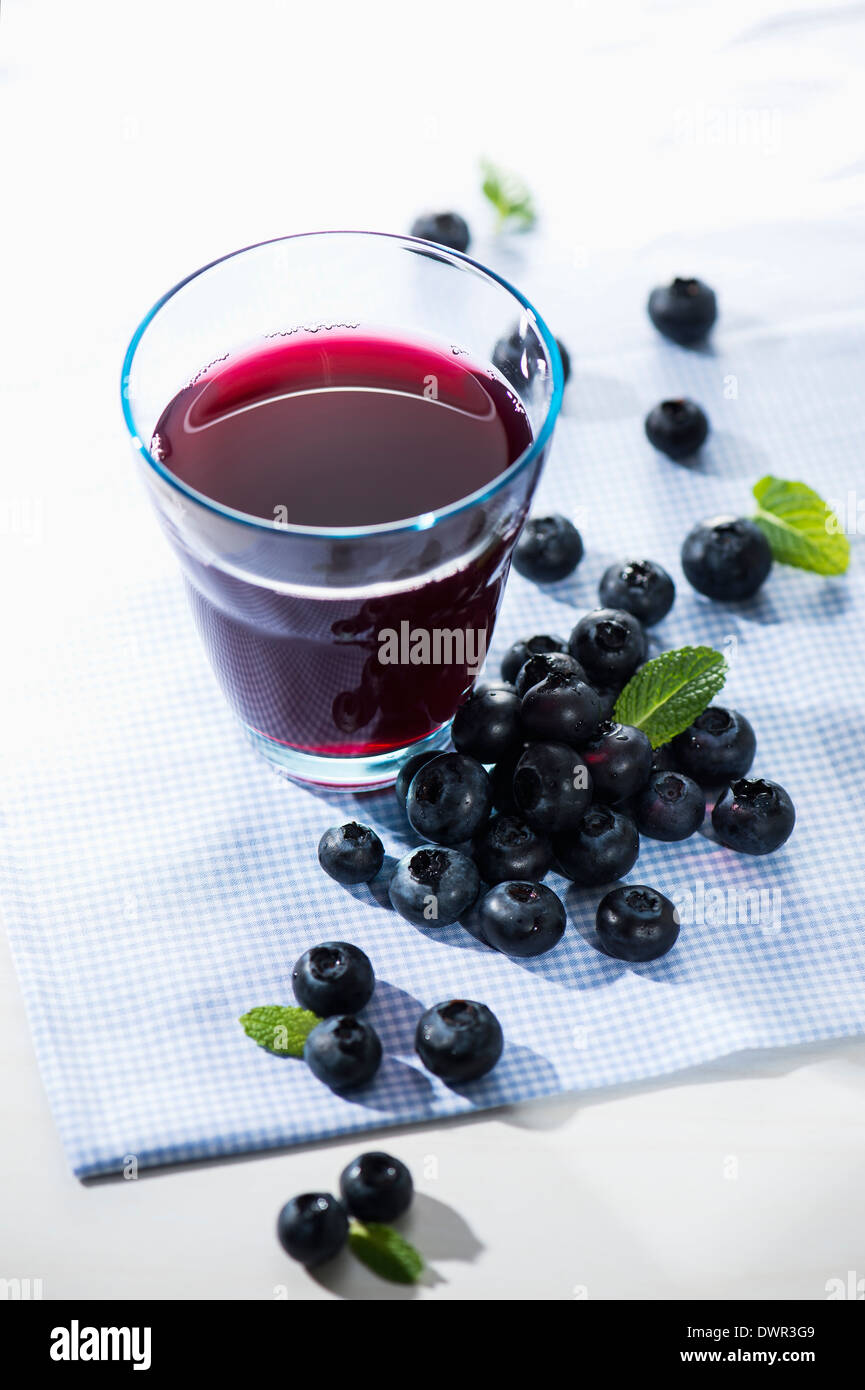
[{"xmin": 1, "ymin": 0, "xmax": 864, "ymax": 1299}]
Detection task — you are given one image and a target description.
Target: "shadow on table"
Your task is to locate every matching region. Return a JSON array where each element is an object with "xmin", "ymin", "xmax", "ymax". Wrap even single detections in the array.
[{"xmin": 309, "ymin": 1191, "xmax": 484, "ymax": 1301}]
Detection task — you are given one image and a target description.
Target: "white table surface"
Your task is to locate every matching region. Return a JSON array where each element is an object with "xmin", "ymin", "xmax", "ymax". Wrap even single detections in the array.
[{"xmin": 2, "ymin": 0, "xmax": 864, "ymax": 1300}]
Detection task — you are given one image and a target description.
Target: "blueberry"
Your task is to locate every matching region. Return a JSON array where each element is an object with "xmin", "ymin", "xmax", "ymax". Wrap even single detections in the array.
[
  {"xmin": 501, "ymin": 634, "xmax": 568, "ymax": 685},
  {"xmin": 513, "ymin": 742, "xmax": 593, "ymax": 833},
  {"xmin": 557, "ymin": 338, "xmax": 571, "ymax": 384},
  {"xmin": 681, "ymin": 515, "xmax": 773, "ymax": 601},
  {"xmin": 712, "ymin": 778, "xmax": 795, "ymax": 855},
  {"xmin": 473, "ymin": 814, "xmax": 553, "ymax": 884},
  {"xmin": 671, "ymin": 707, "xmax": 756, "ymax": 787},
  {"xmin": 490, "ymin": 752, "xmax": 522, "ymax": 816},
  {"xmin": 514, "ymin": 650, "xmax": 585, "ymax": 699},
  {"xmin": 581, "ymin": 721, "xmax": 653, "ymax": 803},
  {"xmin": 492, "ymin": 328, "xmax": 544, "ymax": 389},
  {"xmin": 405, "ymin": 752, "xmax": 492, "ymax": 845},
  {"xmin": 396, "ymin": 751, "xmax": 443, "ymax": 809},
  {"xmin": 410, "ymin": 211, "xmax": 470, "ymax": 252},
  {"xmin": 339, "ymin": 1152, "xmax": 413, "ymax": 1224},
  {"xmin": 633, "ymin": 770, "xmax": 705, "ymax": 841},
  {"xmin": 303, "ymin": 1016, "xmax": 383, "ymax": 1091},
  {"xmin": 513, "ymin": 514, "xmax": 584, "ymax": 584},
  {"xmin": 569, "ymin": 608, "xmax": 648, "ymax": 686},
  {"xmin": 645, "ymin": 398, "xmax": 709, "ymax": 460},
  {"xmin": 415, "ymin": 999, "xmax": 503, "ymax": 1083},
  {"xmin": 477, "ymin": 880, "xmax": 566, "ymax": 957},
  {"xmin": 596, "ymin": 885, "xmax": 681, "ymax": 962},
  {"xmin": 318, "ymin": 821, "xmax": 385, "ymax": 885},
  {"xmin": 599, "ymin": 559, "xmax": 675, "ymax": 626},
  {"xmin": 388, "ymin": 845, "xmax": 480, "ymax": 926},
  {"xmin": 292, "ymin": 941, "xmax": 375, "ymax": 1016},
  {"xmin": 553, "ymin": 804, "xmax": 639, "ymax": 885},
  {"xmin": 647, "ymin": 276, "xmax": 717, "ymax": 345},
  {"xmin": 452, "ymin": 686, "xmax": 523, "ymax": 763},
  {"xmin": 276, "ymin": 1193, "xmax": 348, "ymax": 1266},
  {"xmin": 520, "ymin": 670, "xmax": 602, "ymax": 747}
]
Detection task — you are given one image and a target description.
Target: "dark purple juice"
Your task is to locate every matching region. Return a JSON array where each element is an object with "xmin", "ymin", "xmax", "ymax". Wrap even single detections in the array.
[{"xmin": 152, "ymin": 332, "xmax": 533, "ymax": 759}]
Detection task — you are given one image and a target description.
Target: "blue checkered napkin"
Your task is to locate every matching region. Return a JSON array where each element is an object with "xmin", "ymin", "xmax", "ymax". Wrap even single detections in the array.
[{"xmin": 2, "ymin": 316, "xmax": 864, "ymax": 1177}]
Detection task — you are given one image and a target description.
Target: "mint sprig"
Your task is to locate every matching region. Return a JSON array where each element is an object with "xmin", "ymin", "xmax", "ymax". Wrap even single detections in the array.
[
  {"xmin": 615, "ymin": 645, "xmax": 727, "ymax": 749},
  {"xmin": 239, "ymin": 1005, "xmax": 320, "ymax": 1057},
  {"xmin": 348, "ymin": 1220, "xmax": 424, "ymax": 1284},
  {"xmin": 752, "ymin": 475, "xmax": 850, "ymax": 575},
  {"xmin": 481, "ymin": 158, "xmax": 537, "ymax": 231}
]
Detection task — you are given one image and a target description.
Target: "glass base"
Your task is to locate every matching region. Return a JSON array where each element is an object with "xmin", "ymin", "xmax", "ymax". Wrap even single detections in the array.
[{"xmin": 244, "ymin": 722, "xmax": 453, "ymax": 790}]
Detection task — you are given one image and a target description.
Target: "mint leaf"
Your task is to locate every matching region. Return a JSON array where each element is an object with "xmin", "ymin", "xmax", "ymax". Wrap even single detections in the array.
[
  {"xmin": 752, "ymin": 475, "xmax": 850, "ymax": 575},
  {"xmin": 238, "ymin": 1005, "xmax": 320, "ymax": 1056},
  {"xmin": 614, "ymin": 646, "xmax": 727, "ymax": 749},
  {"xmin": 348, "ymin": 1221, "xmax": 424, "ymax": 1284},
  {"xmin": 481, "ymin": 158, "xmax": 537, "ymax": 231}
]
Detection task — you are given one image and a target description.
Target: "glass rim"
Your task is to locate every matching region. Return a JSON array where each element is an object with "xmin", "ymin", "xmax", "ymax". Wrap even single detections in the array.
[{"xmin": 120, "ymin": 229, "xmax": 565, "ymax": 540}]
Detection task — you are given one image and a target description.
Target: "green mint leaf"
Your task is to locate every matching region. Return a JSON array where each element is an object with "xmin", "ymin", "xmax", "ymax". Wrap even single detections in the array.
[
  {"xmin": 348, "ymin": 1220, "xmax": 424, "ymax": 1284},
  {"xmin": 480, "ymin": 158, "xmax": 537, "ymax": 230},
  {"xmin": 614, "ymin": 646, "xmax": 728, "ymax": 749},
  {"xmin": 752, "ymin": 475, "xmax": 850, "ymax": 575},
  {"xmin": 238, "ymin": 1005, "xmax": 320, "ymax": 1057}
]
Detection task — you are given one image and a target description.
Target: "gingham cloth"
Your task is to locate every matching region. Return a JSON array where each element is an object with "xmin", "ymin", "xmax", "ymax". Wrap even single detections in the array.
[{"xmin": 3, "ymin": 247, "xmax": 864, "ymax": 1178}]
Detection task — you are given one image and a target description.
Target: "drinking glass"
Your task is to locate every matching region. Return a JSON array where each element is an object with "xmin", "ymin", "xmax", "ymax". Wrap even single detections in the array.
[{"xmin": 121, "ymin": 231, "xmax": 563, "ymax": 787}]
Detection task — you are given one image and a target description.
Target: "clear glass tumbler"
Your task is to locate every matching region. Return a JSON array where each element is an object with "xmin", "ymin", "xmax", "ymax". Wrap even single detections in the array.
[{"xmin": 121, "ymin": 231, "xmax": 563, "ymax": 788}]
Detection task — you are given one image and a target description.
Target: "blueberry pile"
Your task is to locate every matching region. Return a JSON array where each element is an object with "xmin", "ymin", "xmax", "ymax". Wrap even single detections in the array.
[
  {"xmin": 303, "ymin": 268, "xmax": 798, "ymax": 1085},
  {"xmin": 277, "ymin": 1148, "xmax": 415, "ymax": 1269},
  {"xmin": 317, "ymin": 542, "xmax": 795, "ymax": 978}
]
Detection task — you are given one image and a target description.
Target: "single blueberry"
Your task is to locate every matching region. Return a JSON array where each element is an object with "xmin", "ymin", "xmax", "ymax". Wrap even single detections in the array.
[
  {"xmin": 681, "ymin": 515, "xmax": 773, "ymax": 601},
  {"xmin": 633, "ymin": 770, "xmax": 705, "ymax": 841},
  {"xmin": 388, "ymin": 845, "xmax": 480, "ymax": 926},
  {"xmin": 671, "ymin": 706, "xmax": 756, "ymax": 787},
  {"xmin": 553, "ymin": 804, "xmax": 639, "ymax": 885},
  {"xmin": 410, "ymin": 211, "xmax": 470, "ymax": 252},
  {"xmin": 513, "ymin": 742, "xmax": 593, "ymax": 833},
  {"xmin": 581, "ymin": 721, "xmax": 653, "ymax": 803},
  {"xmin": 500, "ymin": 633, "xmax": 568, "ymax": 685},
  {"xmin": 477, "ymin": 880, "xmax": 566, "ymax": 958},
  {"xmin": 514, "ymin": 650, "xmax": 586, "ymax": 699},
  {"xmin": 318, "ymin": 821, "xmax": 385, "ymax": 885},
  {"xmin": 452, "ymin": 686, "xmax": 523, "ymax": 764},
  {"xmin": 405, "ymin": 752, "xmax": 492, "ymax": 845},
  {"xmin": 569, "ymin": 608, "xmax": 648, "ymax": 686},
  {"xmin": 647, "ymin": 276, "xmax": 717, "ymax": 345},
  {"xmin": 513, "ymin": 514, "xmax": 584, "ymax": 584},
  {"xmin": 712, "ymin": 778, "xmax": 795, "ymax": 855},
  {"xmin": 415, "ymin": 999, "xmax": 503, "ymax": 1083},
  {"xmin": 520, "ymin": 670, "xmax": 602, "ymax": 747},
  {"xmin": 645, "ymin": 398, "xmax": 709, "ymax": 461},
  {"xmin": 292, "ymin": 942, "xmax": 375, "ymax": 1017},
  {"xmin": 339, "ymin": 1151, "xmax": 413, "ymax": 1223},
  {"xmin": 492, "ymin": 328, "xmax": 544, "ymax": 389},
  {"xmin": 557, "ymin": 338, "xmax": 571, "ymax": 384},
  {"xmin": 276, "ymin": 1193, "xmax": 348, "ymax": 1266},
  {"xmin": 472, "ymin": 814, "xmax": 553, "ymax": 884},
  {"xmin": 395, "ymin": 751, "xmax": 444, "ymax": 809},
  {"xmin": 596, "ymin": 884, "xmax": 681, "ymax": 962},
  {"xmin": 303, "ymin": 1015, "xmax": 382, "ymax": 1091},
  {"xmin": 599, "ymin": 558, "xmax": 675, "ymax": 626}
]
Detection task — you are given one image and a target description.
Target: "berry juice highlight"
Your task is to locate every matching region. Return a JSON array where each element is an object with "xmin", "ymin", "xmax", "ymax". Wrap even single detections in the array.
[{"xmin": 151, "ymin": 332, "xmax": 533, "ymax": 758}]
